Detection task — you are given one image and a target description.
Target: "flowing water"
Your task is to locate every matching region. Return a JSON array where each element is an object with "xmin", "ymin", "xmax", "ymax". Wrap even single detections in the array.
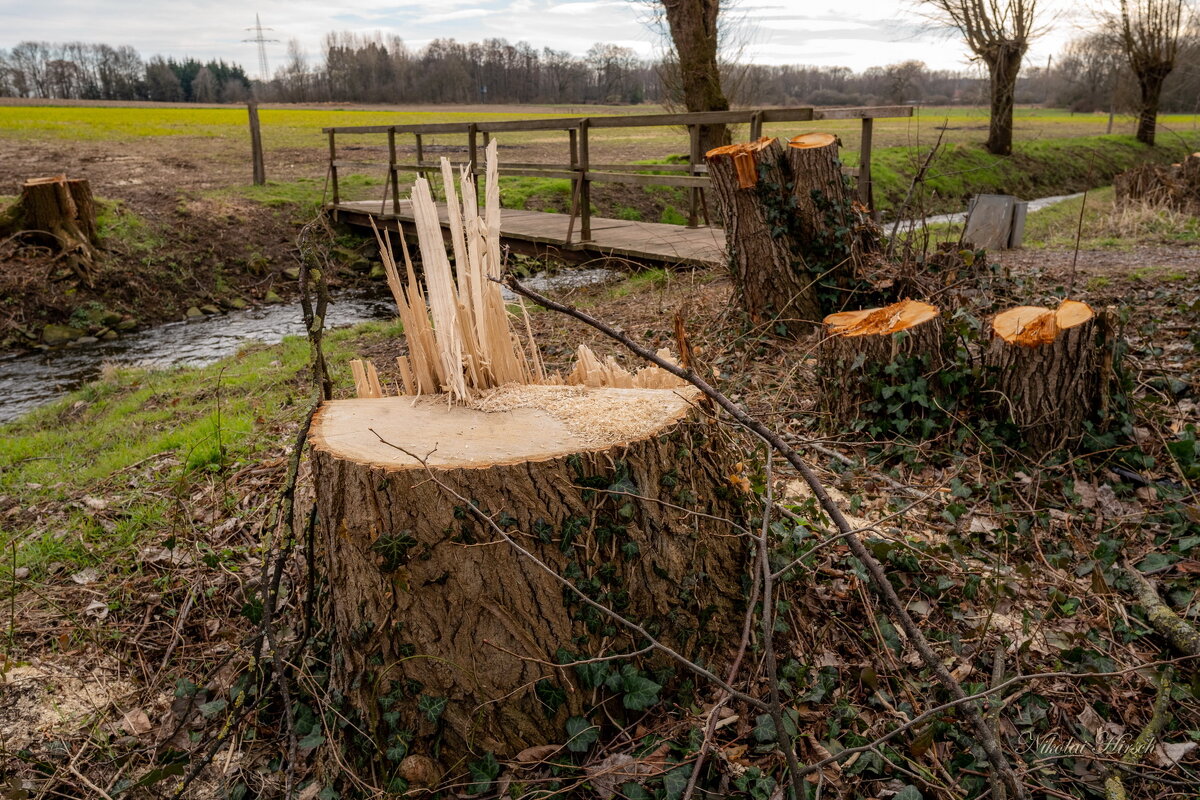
[{"xmin": 0, "ymin": 268, "xmax": 618, "ymax": 424}]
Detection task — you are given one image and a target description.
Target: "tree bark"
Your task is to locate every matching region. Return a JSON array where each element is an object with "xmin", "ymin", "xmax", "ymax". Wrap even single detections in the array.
[
  {"xmin": 816, "ymin": 301, "xmax": 944, "ymax": 429},
  {"xmin": 661, "ymin": 0, "xmax": 729, "ymax": 152},
  {"xmin": 3, "ymin": 176, "xmax": 100, "ymax": 284},
  {"xmin": 984, "ymin": 300, "xmax": 1115, "ymax": 451},
  {"xmin": 985, "ymin": 46, "xmax": 1024, "ymax": 157},
  {"xmin": 706, "ymin": 138, "xmax": 822, "ymax": 336},
  {"xmin": 785, "ymin": 133, "xmax": 878, "ymax": 293},
  {"xmin": 311, "ymin": 389, "xmax": 749, "ymax": 769},
  {"xmin": 1135, "ymin": 69, "xmax": 1168, "ymax": 146}
]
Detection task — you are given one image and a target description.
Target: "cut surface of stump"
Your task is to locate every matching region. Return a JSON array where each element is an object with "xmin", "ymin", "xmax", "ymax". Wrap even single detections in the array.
[
  {"xmin": 312, "ymin": 385, "xmax": 748, "ymax": 762},
  {"xmin": 985, "ymin": 300, "xmax": 1114, "ymax": 450},
  {"xmin": 818, "ymin": 300, "xmax": 944, "ymax": 430},
  {"xmin": 705, "ymin": 137, "xmax": 822, "ymax": 336}
]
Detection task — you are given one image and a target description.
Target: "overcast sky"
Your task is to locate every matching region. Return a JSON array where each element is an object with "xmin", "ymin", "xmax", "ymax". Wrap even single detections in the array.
[{"xmin": 2, "ymin": 0, "xmax": 1089, "ymax": 76}]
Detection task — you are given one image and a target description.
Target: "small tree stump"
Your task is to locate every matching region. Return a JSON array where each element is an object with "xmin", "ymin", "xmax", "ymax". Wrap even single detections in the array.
[
  {"xmin": 0, "ymin": 176, "xmax": 101, "ymax": 284},
  {"xmin": 817, "ymin": 300, "xmax": 944, "ymax": 431},
  {"xmin": 985, "ymin": 300, "xmax": 1115, "ymax": 450},
  {"xmin": 705, "ymin": 137, "xmax": 822, "ymax": 336},
  {"xmin": 312, "ymin": 386, "xmax": 748, "ymax": 766},
  {"xmin": 786, "ymin": 133, "xmax": 877, "ymax": 287}
]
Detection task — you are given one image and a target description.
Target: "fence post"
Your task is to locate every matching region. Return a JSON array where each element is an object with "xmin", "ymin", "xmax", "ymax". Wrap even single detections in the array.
[
  {"xmin": 328, "ymin": 130, "xmax": 339, "ymax": 206},
  {"xmin": 578, "ymin": 119, "xmax": 591, "ymax": 242},
  {"xmin": 859, "ymin": 117, "xmax": 875, "ymax": 216},
  {"xmin": 687, "ymin": 124, "xmax": 701, "ymax": 228},
  {"xmin": 247, "ymin": 102, "xmax": 265, "ymax": 186},
  {"xmin": 388, "ymin": 128, "xmax": 400, "ymax": 215}
]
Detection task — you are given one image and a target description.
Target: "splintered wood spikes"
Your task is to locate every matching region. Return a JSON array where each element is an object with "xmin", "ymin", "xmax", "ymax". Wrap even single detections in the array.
[{"xmin": 354, "ymin": 138, "xmax": 684, "ymax": 401}]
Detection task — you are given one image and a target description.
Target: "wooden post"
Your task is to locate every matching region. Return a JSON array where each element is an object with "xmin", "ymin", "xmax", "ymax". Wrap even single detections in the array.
[
  {"xmin": 687, "ymin": 124, "xmax": 701, "ymax": 228},
  {"xmin": 566, "ymin": 128, "xmax": 581, "ymax": 245},
  {"xmin": 749, "ymin": 111, "xmax": 763, "ymax": 141},
  {"xmin": 388, "ymin": 128, "xmax": 400, "ymax": 215},
  {"xmin": 247, "ymin": 102, "xmax": 265, "ymax": 186},
  {"xmin": 858, "ymin": 117, "xmax": 874, "ymax": 215},
  {"xmin": 468, "ymin": 123, "xmax": 480, "ymax": 209},
  {"xmin": 578, "ymin": 119, "xmax": 591, "ymax": 242},
  {"xmin": 328, "ymin": 130, "xmax": 339, "ymax": 206}
]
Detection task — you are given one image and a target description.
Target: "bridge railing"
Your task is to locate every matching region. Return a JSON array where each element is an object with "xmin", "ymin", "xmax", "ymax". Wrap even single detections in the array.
[{"xmin": 322, "ymin": 105, "xmax": 913, "ymax": 243}]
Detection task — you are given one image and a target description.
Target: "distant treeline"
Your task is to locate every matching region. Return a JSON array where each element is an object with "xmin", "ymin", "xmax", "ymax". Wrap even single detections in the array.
[
  {"xmin": 2, "ymin": 32, "xmax": 1198, "ymax": 113},
  {"xmin": 0, "ymin": 41, "xmax": 251, "ymax": 102}
]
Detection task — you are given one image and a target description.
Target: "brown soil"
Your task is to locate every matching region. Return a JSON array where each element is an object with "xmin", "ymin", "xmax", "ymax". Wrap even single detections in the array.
[{"xmin": 0, "ymin": 135, "xmax": 361, "ymax": 349}]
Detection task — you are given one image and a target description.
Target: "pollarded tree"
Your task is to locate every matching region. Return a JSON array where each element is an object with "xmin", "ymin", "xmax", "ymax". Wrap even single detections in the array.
[
  {"xmin": 923, "ymin": 0, "xmax": 1039, "ymax": 155},
  {"xmin": 1116, "ymin": 0, "xmax": 1189, "ymax": 145},
  {"xmin": 645, "ymin": 0, "xmax": 731, "ymax": 151}
]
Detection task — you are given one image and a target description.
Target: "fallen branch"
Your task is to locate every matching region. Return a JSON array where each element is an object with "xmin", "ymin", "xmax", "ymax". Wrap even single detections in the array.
[
  {"xmin": 1123, "ymin": 564, "xmax": 1200, "ymax": 656},
  {"xmin": 502, "ymin": 274, "xmax": 1028, "ymax": 800},
  {"xmin": 1103, "ymin": 668, "xmax": 1173, "ymax": 800}
]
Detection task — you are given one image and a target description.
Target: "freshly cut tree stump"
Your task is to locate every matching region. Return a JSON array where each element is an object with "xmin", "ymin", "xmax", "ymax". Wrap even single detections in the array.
[
  {"xmin": 985, "ymin": 300, "xmax": 1114, "ymax": 450},
  {"xmin": 0, "ymin": 175, "xmax": 101, "ymax": 284},
  {"xmin": 817, "ymin": 300, "xmax": 944, "ymax": 428},
  {"xmin": 786, "ymin": 133, "xmax": 878, "ymax": 285},
  {"xmin": 706, "ymin": 137, "xmax": 822, "ymax": 336},
  {"xmin": 315, "ymin": 140, "xmax": 749, "ymax": 771},
  {"xmin": 312, "ymin": 386, "xmax": 748, "ymax": 761}
]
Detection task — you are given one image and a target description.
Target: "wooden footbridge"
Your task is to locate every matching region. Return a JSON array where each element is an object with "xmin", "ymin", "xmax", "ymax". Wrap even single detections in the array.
[{"xmin": 323, "ymin": 105, "xmax": 913, "ymax": 267}]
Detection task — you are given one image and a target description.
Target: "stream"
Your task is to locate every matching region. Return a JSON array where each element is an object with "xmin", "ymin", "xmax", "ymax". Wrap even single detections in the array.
[{"xmin": 0, "ymin": 268, "xmax": 618, "ymax": 424}]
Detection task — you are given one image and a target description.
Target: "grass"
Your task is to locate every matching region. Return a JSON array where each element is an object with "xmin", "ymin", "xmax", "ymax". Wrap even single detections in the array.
[
  {"xmin": 0, "ymin": 319, "xmax": 401, "ymax": 586},
  {"xmin": 95, "ymin": 198, "xmax": 164, "ymax": 252},
  {"xmin": 1020, "ymin": 186, "xmax": 1200, "ymax": 249},
  {"xmin": 498, "ymin": 176, "xmax": 573, "ymax": 211},
  {"xmin": 230, "ymin": 173, "xmax": 391, "ymax": 211}
]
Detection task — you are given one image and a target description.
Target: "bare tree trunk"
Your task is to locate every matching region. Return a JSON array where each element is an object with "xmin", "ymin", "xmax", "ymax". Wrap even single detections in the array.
[
  {"xmin": 1135, "ymin": 69, "xmax": 1168, "ymax": 145},
  {"xmin": 985, "ymin": 47, "xmax": 1023, "ymax": 156},
  {"xmin": 662, "ymin": 0, "xmax": 729, "ymax": 152}
]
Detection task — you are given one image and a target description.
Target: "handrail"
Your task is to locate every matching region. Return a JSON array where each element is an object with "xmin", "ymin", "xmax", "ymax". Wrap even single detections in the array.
[{"xmin": 323, "ymin": 105, "xmax": 914, "ymax": 242}]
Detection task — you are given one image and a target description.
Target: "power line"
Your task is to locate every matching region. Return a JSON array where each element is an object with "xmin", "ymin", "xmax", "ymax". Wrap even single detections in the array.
[{"xmin": 243, "ymin": 13, "xmax": 278, "ymax": 81}]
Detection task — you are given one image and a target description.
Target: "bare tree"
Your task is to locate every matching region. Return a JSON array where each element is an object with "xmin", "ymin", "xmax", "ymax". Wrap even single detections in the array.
[
  {"xmin": 1115, "ymin": 0, "xmax": 1189, "ymax": 144},
  {"xmin": 922, "ymin": 0, "xmax": 1039, "ymax": 155}
]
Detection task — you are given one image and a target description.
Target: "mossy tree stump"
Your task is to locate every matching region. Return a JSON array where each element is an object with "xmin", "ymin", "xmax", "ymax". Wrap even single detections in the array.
[
  {"xmin": 817, "ymin": 300, "xmax": 945, "ymax": 431},
  {"xmin": 311, "ymin": 386, "xmax": 749, "ymax": 768},
  {"xmin": 705, "ymin": 137, "xmax": 822, "ymax": 336},
  {"xmin": 985, "ymin": 300, "xmax": 1115, "ymax": 450}
]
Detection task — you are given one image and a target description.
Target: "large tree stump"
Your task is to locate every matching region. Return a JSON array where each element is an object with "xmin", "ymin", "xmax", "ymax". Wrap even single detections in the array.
[
  {"xmin": 706, "ymin": 137, "xmax": 822, "ymax": 336},
  {"xmin": 0, "ymin": 176, "xmax": 100, "ymax": 284},
  {"xmin": 817, "ymin": 300, "xmax": 944, "ymax": 431},
  {"xmin": 786, "ymin": 133, "xmax": 877, "ymax": 288},
  {"xmin": 312, "ymin": 385, "xmax": 749, "ymax": 767},
  {"xmin": 985, "ymin": 300, "xmax": 1115, "ymax": 450}
]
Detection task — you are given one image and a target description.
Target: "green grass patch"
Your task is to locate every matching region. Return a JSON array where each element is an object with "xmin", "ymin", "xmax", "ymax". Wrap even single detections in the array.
[
  {"xmin": 230, "ymin": 173, "xmax": 390, "ymax": 212},
  {"xmin": 869, "ymin": 134, "xmax": 1200, "ymax": 216},
  {"xmin": 95, "ymin": 198, "xmax": 165, "ymax": 252},
  {"xmin": 1021, "ymin": 186, "xmax": 1200, "ymax": 249},
  {"xmin": 499, "ymin": 176, "xmax": 573, "ymax": 211},
  {"xmin": 0, "ymin": 320, "xmax": 400, "ymax": 587}
]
